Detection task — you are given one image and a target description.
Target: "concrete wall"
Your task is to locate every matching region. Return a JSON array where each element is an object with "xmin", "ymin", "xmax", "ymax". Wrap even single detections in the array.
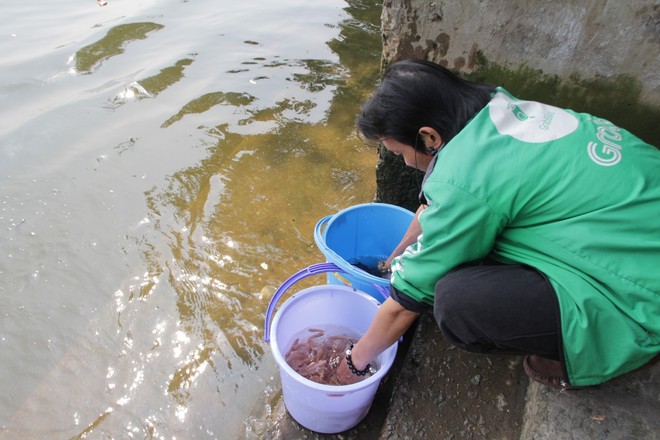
[
  {"xmin": 375, "ymin": 0, "xmax": 659, "ymax": 210},
  {"xmin": 381, "ymin": 0, "xmax": 660, "ymax": 105}
]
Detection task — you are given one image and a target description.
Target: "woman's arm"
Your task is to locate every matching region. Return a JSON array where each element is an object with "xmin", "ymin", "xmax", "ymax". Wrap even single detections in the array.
[
  {"xmin": 383, "ymin": 204, "xmax": 426, "ymax": 268},
  {"xmin": 336, "ymin": 297, "xmax": 420, "ymax": 384}
]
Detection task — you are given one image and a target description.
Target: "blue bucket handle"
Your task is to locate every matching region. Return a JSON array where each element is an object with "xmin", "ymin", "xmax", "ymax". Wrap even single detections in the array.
[
  {"xmin": 313, "ymin": 215, "xmax": 389, "ymax": 286},
  {"xmin": 263, "ymin": 262, "xmax": 389, "ymax": 342}
]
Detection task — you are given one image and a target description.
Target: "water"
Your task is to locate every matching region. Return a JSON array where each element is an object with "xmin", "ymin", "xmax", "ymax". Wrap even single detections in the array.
[
  {"xmin": 350, "ymin": 256, "xmax": 388, "ymax": 277},
  {"xmin": 0, "ymin": 0, "xmax": 383, "ymax": 437},
  {"xmin": 285, "ymin": 325, "xmax": 363, "ymax": 386}
]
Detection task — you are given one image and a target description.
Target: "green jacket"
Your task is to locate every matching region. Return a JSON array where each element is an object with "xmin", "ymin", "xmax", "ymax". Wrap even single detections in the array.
[{"xmin": 390, "ymin": 88, "xmax": 660, "ymax": 386}]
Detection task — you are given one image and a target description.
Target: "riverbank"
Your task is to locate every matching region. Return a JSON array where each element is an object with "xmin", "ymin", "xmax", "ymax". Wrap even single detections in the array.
[{"xmin": 259, "ymin": 313, "xmax": 659, "ymax": 439}]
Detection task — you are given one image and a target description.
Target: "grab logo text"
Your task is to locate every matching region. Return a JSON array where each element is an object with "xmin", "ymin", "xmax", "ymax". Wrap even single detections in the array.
[{"xmin": 587, "ymin": 117, "xmax": 623, "ymax": 166}]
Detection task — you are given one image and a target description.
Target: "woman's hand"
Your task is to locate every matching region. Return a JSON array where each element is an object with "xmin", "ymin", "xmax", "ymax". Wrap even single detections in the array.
[
  {"xmin": 335, "ymin": 356, "xmax": 363, "ymax": 386},
  {"xmin": 383, "ymin": 204, "xmax": 426, "ymax": 268},
  {"xmin": 334, "ymin": 298, "xmax": 420, "ymax": 385}
]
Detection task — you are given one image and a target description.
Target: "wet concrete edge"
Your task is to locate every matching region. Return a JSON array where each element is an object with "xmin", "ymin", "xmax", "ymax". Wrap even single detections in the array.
[{"xmin": 259, "ymin": 312, "xmax": 659, "ymax": 440}]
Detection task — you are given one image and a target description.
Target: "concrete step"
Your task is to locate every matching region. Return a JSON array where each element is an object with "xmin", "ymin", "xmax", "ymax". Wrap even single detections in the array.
[
  {"xmin": 520, "ymin": 358, "xmax": 660, "ymax": 440},
  {"xmin": 377, "ymin": 313, "xmax": 527, "ymax": 440},
  {"xmin": 258, "ymin": 313, "xmax": 659, "ymax": 439}
]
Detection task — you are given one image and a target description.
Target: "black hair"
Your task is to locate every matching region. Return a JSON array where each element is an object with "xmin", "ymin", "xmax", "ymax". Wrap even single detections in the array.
[{"xmin": 357, "ymin": 59, "xmax": 496, "ymax": 152}]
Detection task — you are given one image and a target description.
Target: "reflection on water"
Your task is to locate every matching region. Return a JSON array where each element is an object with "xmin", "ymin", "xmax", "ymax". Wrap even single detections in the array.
[
  {"xmin": 111, "ymin": 57, "xmax": 196, "ymax": 106},
  {"xmin": 140, "ymin": 58, "xmax": 195, "ymax": 97},
  {"xmin": 291, "ymin": 59, "xmax": 347, "ymax": 92},
  {"xmin": 0, "ymin": 0, "xmax": 383, "ymax": 438},
  {"xmin": 75, "ymin": 22, "xmax": 165, "ymax": 74},
  {"xmin": 162, "ymin": 92, "xmax": 256, "ymax": 127}
]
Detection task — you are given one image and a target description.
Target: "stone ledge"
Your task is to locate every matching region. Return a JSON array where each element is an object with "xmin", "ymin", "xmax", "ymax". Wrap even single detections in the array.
[
  {"xmin": 377, "ymin": 313, "xmax": 528, "ymax": 440},
  {"xmin": 520, "ymin": 357, "xmax": 660, "ymax": 440},
  {"xmin": 257, "ymin": 312, "xmax": 658, "ymax": 439}
]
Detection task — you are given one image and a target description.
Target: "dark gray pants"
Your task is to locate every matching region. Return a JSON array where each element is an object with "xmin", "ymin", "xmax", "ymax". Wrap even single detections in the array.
[{"xmin": 433, "ymin": 263, "xmax": 562, "ymax": 361}]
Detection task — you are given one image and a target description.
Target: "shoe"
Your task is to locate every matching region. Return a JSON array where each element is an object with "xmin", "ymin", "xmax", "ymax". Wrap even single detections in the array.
[{"xmin": 523, "ymin": 355, "xmax": 584, "ymax": 390}]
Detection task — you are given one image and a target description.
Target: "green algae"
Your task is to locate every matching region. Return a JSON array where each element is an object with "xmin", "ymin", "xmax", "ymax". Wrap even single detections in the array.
[
  {"xmin": 139, "ymin": 57, "xmax": 195, "ymax": 97},
  {"xmin": 467, "ymin": 52, "xmax": 659, "ymax": 146},
  {"xmin": 161, "ymin": 92, "xmax": 256, "ymax": 128},
  {"xmin": 75, "ymin": 22, "xmax": 164, "ymax": 73}
]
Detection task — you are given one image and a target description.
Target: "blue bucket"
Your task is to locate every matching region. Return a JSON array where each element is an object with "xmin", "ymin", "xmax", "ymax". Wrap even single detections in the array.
[{"xmin": 314, "ymin": 203, "xmax": 414, "ymax": 301}]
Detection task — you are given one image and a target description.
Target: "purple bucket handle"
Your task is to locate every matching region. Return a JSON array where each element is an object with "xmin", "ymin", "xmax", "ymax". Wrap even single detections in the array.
[{"xmin": 263, "ymin": 263, "xmax": 389, "ymax": 342}]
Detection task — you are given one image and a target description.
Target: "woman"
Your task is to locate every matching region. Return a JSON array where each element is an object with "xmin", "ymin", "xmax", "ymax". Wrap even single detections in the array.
[{"xmin": 337, "ymin": 59, "xmax": 659, "ymax": 389}]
